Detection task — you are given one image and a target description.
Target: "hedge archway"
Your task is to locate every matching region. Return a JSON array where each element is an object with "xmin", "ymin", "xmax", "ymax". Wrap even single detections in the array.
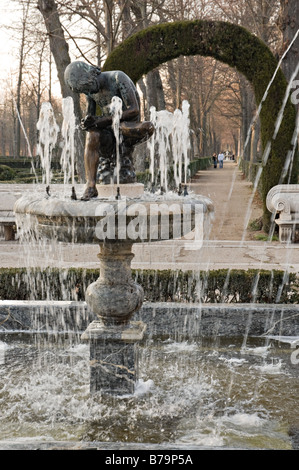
[{"xmin": 103, "ymin": 20, "xmax": 298, "ymax": 228}]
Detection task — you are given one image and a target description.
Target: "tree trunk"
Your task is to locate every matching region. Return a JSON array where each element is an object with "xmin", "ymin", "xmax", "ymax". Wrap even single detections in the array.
[
  {"xmin": 250, "ymin": 116, "xmax": 261, "ymax": 163},
  {"xmin": 239, "ymin": 78, "xmax": 256, "ymax": 161},
  {"xmin": 166, "ymin": 61, "xmax": 177, "ymax": 106},
  {"xmin": 175, "ymin": 57, "xmax": 184, "ymax": 109},
  {"xmin": 105, "ymin": 0, "xmax": 113, "ymax": 55},
  {"xmin": 15, "ymin": 0, "xmax": 31, "ymax": 158},
  {"xmin": 130, "ymin": 0, "xmax": 165, "ymax": 114},
  {"xmin": 145, "ymin": 69, "xmax": 165, "ymax": 115},
  {"xmin": 232, "ymin": 132, "xmax": 238, "ymax": 156},
  {"xmin": 37, "ymin": 0, "xmax": 71, "ymax": 97},
  {"xmin": 279, "ymin": 0, "xmax": 299, "ymax": 83},
  {"xmin": 16, "ymin": 35, "xmax": 24, "ymax": 158},
  {"xmin": 37, "ymin": 0, "xmax": 85, "ymax": 181},
  {"xmin": 201, "ymin": 112, "xmax": 208, "ymax": 157}
]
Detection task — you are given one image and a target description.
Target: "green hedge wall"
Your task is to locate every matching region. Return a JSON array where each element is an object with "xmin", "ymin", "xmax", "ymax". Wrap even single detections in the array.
[
  {"xmin": 103, "ymin": 20, "xmax": 298, "ymax": 230},
  {"xmin": 136, "ymin": 157, "xmax": 212, "ymax": 186},
  {"xmin": 0, "ymin": 165, "xmax": 17, "ymax": 181},
  {"xmin": 0, "ymin": 268, "xmax": 298, "ymax": 304},
  {"xmin": 189, "ymin": 157, "xmax": 212, "ymax": 176},
  {"xmin": 0, "ymin": 157, "xmax": 33, "ymax": 169},
  {"xmin": 0, "ymin": 158, "xmax": 62, "ymax": 183}
]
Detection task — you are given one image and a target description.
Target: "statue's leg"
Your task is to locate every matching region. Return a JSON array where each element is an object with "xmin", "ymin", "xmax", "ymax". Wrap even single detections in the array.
[
  {"xmin": 81, "ymin": 131, "xmax": 100, "ymax": 200},
  {"xmin": 119, "ymin": 143, "xmax": 136, "ymax": 184},
  {"xmin": 120, "ymin": 121, "xmax": 155, "ymax": 141},
  {"xmin": 118, "ymin": 121, "xmax": 155, "ymax": 184},
  {"xmin": 98, "ymin": 129, "xmax": 116, "ymax": 185}
]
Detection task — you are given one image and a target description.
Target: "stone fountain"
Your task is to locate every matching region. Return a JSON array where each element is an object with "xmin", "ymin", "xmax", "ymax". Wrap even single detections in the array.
[
  {"xmin": 14, "ymin": 62, "xmax": 214, "ymax": 395},
  {"xmin": 2, "ymin": 54, "xmax": 298, "ymax": 448},
  {"xmin": 14, "ymin": 181, "xmax": 213, "ymax": 395}
]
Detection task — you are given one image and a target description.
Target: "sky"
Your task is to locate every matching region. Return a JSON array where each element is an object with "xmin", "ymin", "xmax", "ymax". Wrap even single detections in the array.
[
  {"xmin": 0, "ymin": 1, "xmax": 63, "ymax": 101},
  {"xmin": 0, "ymin": 0, "xmax": 21, "ymax": 83}
]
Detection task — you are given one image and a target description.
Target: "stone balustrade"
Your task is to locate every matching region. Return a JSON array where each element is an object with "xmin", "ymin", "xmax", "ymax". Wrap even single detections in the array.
[{"xmin": 266, "ymin": 184, "xmax": 299, "ymax": 243}]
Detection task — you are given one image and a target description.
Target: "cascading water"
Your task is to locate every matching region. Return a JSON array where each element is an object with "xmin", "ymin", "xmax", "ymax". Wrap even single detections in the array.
[
  {"xmin": 14, "ymin": 97, "xmax": 83, "ymax": 295},
  {"xmin": 0, "ymin": 324, "xmax": 298, "ymax": 449},
  {"xmin": 215, "ymin": 33, "xmax": 299, "ymax": 375}
]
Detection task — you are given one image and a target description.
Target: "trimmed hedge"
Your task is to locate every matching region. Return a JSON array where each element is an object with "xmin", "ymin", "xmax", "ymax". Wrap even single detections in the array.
[
  {"xmin": 0, "ymin": 157, "xmax": 33, "ymax": 169},
  {"xmin": 0, "ymin": 165, "xmax": 16, "ymax": 181},
  {"xmin": 136, "ymin": 157, "xmax": 211, "ymax": 186},
  {"xmin": 0, "ymin": 267, "xmax": 298, "ymax": 304},
  {"xmin": 0, "ymin": 158, "xmax": 63, "ymax": 183},
  {"xmin": 103, "ymin": 20, "xmax": 298, "ymax": 229},
  {"xmin": 189, "ymin": 157, "xmax": 212, "ymax": 176}
]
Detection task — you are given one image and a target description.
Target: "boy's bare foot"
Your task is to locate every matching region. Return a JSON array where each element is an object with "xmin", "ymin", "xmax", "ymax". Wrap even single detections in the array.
[{"xmin": 81, "ymin": 186, "xmax": 98, "ymax": 201}]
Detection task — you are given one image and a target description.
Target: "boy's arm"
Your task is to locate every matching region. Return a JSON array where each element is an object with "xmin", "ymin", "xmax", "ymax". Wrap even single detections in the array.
[
  {"xmin": 81, "ymin": 95, "xmax": 109, "ymax": 130},
  {"xmin": 117, "ymin": 72, "xmax": 140, "ymax": 121},
  {"xmin": 86, "ymin": 95, "xmax": 96, "ymax": 116}
]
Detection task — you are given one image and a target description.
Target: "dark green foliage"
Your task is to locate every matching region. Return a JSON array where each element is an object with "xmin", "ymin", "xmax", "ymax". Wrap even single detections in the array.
[
  {"xmin": 188, "ymin": 157, "xmax": 212, "ymax": 175},
  {"xmin": 136, "ymin": 158, "xmax": 211, "ymax": 186},
  {"xmin": 0, "ymin": 165, "xmax": 16, "ymax": 181},
  {"xmin": 0, "ymin": 158, "xmax": 33, "ymax": 169},
  {"xmin": 0, "ymin": 267, "xmax": 297, "ymax": 304},
  {"xmin": 136, "ymin": 169, "xmax": 151, "ymax": 185},
  {"xmin": 0, "ymin": 158, "xmax": 63, "ymax": 183},
  {"xmin": 103, "ymin": 20, "xmax": 298, "ymax": 229}
]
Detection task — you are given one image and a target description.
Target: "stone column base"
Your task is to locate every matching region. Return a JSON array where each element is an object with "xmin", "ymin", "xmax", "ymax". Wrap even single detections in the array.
[{"xmin": 81, "ymin": 320, "xmax": 146, "ymax": 395}]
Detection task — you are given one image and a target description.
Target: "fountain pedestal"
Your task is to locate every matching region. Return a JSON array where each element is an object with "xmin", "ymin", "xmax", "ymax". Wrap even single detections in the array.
[
  {"xmin": 81, "ymin": 320, "xmax": 146, "ymax": 395},
  {"xmin": 84, "ymin": 240, "xmax": 143, "ymax": 325},
  {"xmin": 81, "ymin": 239, "xmax": 146, "ymax": 395}
]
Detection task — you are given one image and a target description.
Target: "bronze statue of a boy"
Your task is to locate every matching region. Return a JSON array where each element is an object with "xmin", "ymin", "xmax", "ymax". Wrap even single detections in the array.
[{"xmin": 64, "ymin": 61, "xmax": 154, "ymax": 200}]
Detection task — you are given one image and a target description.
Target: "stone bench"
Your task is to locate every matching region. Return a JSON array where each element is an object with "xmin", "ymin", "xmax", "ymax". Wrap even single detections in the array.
[
  {"xmin": 0, "ymin": 192, "xmax": 23, "ymax": 240},
  {"xmin": 0, "ymin": 211, "xmax": 16, "ymax": 240},
  {"xmin": 0, "ymin": 184, "xmax": 86, "ymax": 241},
  {"xmin": 266, "ymin": 184, "xmax": 299, "ymax": 243}
]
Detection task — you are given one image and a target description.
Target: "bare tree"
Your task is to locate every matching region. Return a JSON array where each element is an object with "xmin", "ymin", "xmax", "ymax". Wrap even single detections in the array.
[
  {"xmin": 278, "ymin": 0, "xmax": 299, "ymax": 83},
  {"xmin": 209, "ymin": 0, "xmax": 282, "ymax": 159},
  {"xmin": 13, "ymin": 0, "xmax": 32, "ymax": 158},
  {"xmin": 37, "ymin": 0, "xmax": 86, "ymax": 180},
  {"xmin": 4, "ymin": 0, "xmax": 287, "ymax": 168}
]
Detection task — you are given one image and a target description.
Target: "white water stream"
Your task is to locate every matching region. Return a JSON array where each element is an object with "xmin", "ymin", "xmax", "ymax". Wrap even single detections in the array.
[
  {"xmin": 148, "ymin": 100, "xmax": 191, "ymax": 191},
  {"xmin": 36, "ymin": 102, "xmax": 59, "ymax": 186},
  {"xmin": 109, "ymin": 96, "xmax": 123, "ymax": 185},
  {"xmin": 60, "ymin": 97, "xmax": 76, "ymax": 186}
]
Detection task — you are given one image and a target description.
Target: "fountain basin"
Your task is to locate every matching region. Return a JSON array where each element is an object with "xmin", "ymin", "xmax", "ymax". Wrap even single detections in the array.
[
  {"xmin": 0, "ymin": 301, "xmax": 298, "ymax": 450},
  {"xmin": 14, "ymin": 188, "xmax": 213, "ymax": 244}
]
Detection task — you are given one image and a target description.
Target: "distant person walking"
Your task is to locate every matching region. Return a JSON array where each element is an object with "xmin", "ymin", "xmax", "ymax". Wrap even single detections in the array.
[
  {"xmin": 212, "ymin": 153, "xmax": 217, "ymax": 168},
  {"xmin": 218, "ymin": 151, "xmax": 224, "ymax": 168}
]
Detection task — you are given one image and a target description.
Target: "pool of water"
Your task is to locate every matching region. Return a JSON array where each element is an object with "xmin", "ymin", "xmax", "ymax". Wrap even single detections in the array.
[{"xmin": 0, "ymin": 332, "xmax": 298, "ymax": 449}]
